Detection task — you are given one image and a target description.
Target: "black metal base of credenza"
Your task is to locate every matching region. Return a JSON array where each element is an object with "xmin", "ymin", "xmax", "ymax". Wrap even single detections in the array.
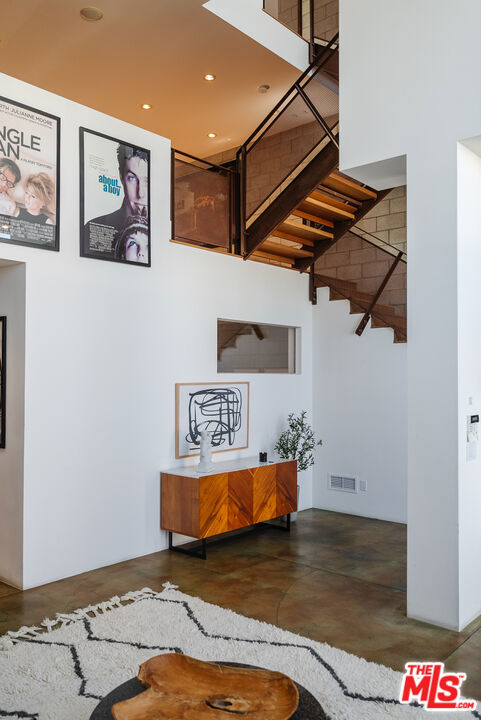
[{"xmin": 168, "ymin": 513, "xmax": 291, "ymax": 560}]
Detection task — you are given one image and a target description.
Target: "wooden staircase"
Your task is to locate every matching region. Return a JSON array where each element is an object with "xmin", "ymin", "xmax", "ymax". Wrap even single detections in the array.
[
  {"xmin": 314, "ymin": 273, "xmax": 407, "ymax": 343},
  {"xmin": 172, "ymin": 32, "xmax": 407, "ymax": 344},
  {"xmin": 236, "ymin": 37, "xmax": 407, "ymax": 343},
  {"xmin": 248, "ymin": 168, "xmax": 389, "ymax": 272},
  {"xmin": 242, "ymin": 138, "xmax": 407, "ymax": 343}
]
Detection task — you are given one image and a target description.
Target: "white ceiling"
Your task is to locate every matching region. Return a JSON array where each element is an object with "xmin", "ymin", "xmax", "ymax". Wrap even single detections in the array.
[{"xmin": 0, "ymin": 0, "xmax": 304, "ymax": 158}]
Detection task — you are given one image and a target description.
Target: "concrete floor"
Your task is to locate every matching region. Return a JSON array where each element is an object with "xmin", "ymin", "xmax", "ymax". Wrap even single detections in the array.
[{"xmin": 0, "ymin": 508, "xmax": 480, "ymax": 701}]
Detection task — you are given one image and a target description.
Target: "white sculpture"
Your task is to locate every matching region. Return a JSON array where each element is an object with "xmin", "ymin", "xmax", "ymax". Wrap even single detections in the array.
[{"xmin": 197, "ymin": 430, "xmax": 214, "ymax": 473}]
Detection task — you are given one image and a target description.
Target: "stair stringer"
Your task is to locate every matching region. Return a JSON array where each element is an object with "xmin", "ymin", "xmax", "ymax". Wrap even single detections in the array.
[{"xmin": 244, "ymin": 139, "xmax": 339, "ymax": 259}]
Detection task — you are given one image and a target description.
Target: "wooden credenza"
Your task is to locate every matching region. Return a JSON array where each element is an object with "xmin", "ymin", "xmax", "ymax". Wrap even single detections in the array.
[{"xmin": 161, "ymin": 458, "xmax": 297, "ymax": 556}]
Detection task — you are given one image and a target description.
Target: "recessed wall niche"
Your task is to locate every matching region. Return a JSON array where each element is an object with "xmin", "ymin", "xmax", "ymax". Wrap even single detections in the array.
[{"xmin": 217, "ymin": 318, "xmax": 298, "ymax": 373}]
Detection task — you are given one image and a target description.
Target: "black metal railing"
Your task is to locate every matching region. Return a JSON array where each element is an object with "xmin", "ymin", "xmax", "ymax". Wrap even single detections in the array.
[
  {"xmin": 171, "ymin": 149, "xmax": 238, "ymax": 253},
  {"xmin": 171, "ymin": 34, "xmax": 339, "ymax": 258},
  {"xmin": 350, "ymin": 226, "xmax": 407, "ymax": 263},
  {"xmin": 236, "ymin": 33, "xmax": 339, "ymax": 253},
  {"xmin": 313, "ymin": 226, "xmax": 407, "ymax": 338},
  {"xmin": 263, "ymin": 0, "xmax": 302, "ymax": 36},
  {"xmin": 263, "ymin": 0, "xmax": 339, "ymax": 61}
]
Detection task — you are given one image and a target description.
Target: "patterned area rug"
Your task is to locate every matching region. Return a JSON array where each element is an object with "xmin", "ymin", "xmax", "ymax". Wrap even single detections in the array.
[{"xmin": 0, "ymin": 584, "xmax": 478, "ymax": 719}]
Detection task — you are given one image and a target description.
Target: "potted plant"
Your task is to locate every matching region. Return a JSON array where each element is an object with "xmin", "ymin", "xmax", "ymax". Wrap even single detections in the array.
[{"xmin": 274, "ymin": 411, "xmax": 322, "ymax": 521}]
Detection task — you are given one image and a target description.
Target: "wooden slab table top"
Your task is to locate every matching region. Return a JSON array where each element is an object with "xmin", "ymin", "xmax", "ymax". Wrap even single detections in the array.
[
  {"xmin": 111, "ymin": 654, "xmax": 299, "ymax": 719},
  {"xmin": 88, "ymin": 654, "xmax": 327, "ymax": 719}
]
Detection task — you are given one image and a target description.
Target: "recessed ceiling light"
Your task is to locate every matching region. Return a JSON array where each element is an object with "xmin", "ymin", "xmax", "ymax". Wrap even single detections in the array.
[
  {"xmin": 204, "ymin": 74, "xmax": 216, "ymax": 81},
  {"xmin": 258, "ymin": 84, "xmax": 270, "ymax": 93},
  {"xmin": 141, "ymin": 103, "xmax": 152, "ymax": 110},
  {"xmin": 207, "ymin": 132, "xmax": 217, "ymax": 138},
  {"xmin": 80, "ymin": 6, "xmax": 103, "ymax": 21}
]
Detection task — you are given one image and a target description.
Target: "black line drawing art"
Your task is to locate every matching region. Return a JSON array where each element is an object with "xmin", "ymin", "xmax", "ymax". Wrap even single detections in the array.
[
  {"xmin": 185, "ymin": 387, "xmax": 242, "ymax": 449},
  {"xmin": 176, "ymin": 381, "xmax": 249, "ymax": 458}
]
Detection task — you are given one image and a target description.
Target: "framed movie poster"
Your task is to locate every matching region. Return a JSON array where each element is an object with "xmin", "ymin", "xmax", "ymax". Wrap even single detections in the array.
[
  {"xmin": 175, "ymin": 381, "xmax": 250, "ymax": 459},
  {"xmin": 80, "ymin": 128, "xmax": 151, "ymax": 266},
  {"xmin": 0, "ymin": 317, "xmax": 6, "ymax": 449},
  {"xmin": 0, "ymin": 97, "xmax": 60, "ymax": 251}
]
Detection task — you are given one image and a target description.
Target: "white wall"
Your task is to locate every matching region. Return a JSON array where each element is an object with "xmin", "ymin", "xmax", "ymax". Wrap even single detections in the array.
[
  {"xmin": 0, "ymin": 72, "xmax": 313, "ymax": 589},
  {"xmin": 312, "ymin": 287, "xmax": 407, "ymax": 523},
  {"xmin": 0, "ymin": 262, "xmax": 25, "ymax": 588},
  {"xmin": 339, "ymin": 0, "xmax": 481, "ymax": 630},
  {"xmin": 457, "ymin": 141, "xmax": 481, "ymax": 630},
  {"xmin": 203, "ymin": 0, "xmax": 309, "ymax": 71}
]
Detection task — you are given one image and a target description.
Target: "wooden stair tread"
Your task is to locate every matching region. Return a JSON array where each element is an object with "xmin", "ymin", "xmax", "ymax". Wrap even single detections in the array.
[
  {"xmin": 315, "ymin": 275, "xmax": 386, "ymax": 306},
  {"xmin": 324, "ymin": 171, "xmax": 378, "ymax": 201},
  {"xmin": 272, "ymin": 229, "xmax": 315, "ymax": 246},
  {"xmin": 314, "ymin": 273, "xmax": 358, "ymax": 292},
  {"xmin": 349, "ymin": 290, "xmax": 396, "ymax": 313},
  {"xmin": 252, "ymin": 249, "xmax": 295, "ymax": 266},
  {"xmin": 278, "ymin": 219, "xmax": 333, "ymax": 241},
  {"xmin": 315, "ymin": 274, "xmax": 406, "ymax": 335},
  {"xmin": 291, "ymin": 208, "xmax": 334, "ymax": 228},
  {"xmin": 314, "ymin": 275, "xmax": 399, "ymax": 310},
  {"xmin": 317, "ymin": 184, "xmax": 363, "ymax": 207},
  {"xmin": 300, "ymin": 195, "xmax": 356, "ymax": 221},
  {"xmin": 266, "ymin": 234, "xmax": 312, "ymax": 250},
  {"xmin": 309, "ymin": 189, "xmax": 357, "ymax": 214},
  {"xmin": 371, "ymin": 313, "xmax": 407, "ymax": 330},
  {"xmin": 260, "ymin": 239, "xmax": 313, "ymax": 259}
]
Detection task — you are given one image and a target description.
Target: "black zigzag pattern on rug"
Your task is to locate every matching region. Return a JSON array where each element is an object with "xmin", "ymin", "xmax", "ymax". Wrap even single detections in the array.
[
  {"xmin": 1, "ymin": 593, "xmax": 478, "ymax": 719},
  {"xmin": 12, "ymin": 627, "xmax": 181, "ymax": 702}
]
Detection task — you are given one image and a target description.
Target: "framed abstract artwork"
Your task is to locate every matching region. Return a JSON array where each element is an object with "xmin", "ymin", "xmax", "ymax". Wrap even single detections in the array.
[
  {"xmin": 175, "ymin": 382, "xmax": 249, "ymax": 459},
  {"xmin": 0, "ymin": 96, "xmax": 60, "ymax": 251},
  {"xmin": 80, "ymin": 127, "xmax": 151, "ymax": 266},
  {"xmin": 0, "ymin": 316, "xmax": 6, "ymax": 448}
]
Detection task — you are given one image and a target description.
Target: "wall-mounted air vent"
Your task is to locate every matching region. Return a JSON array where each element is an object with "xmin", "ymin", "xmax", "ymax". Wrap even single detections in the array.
[{"xmin": 328, "ymin": 474, "xmax": 358, "ymax": 493}]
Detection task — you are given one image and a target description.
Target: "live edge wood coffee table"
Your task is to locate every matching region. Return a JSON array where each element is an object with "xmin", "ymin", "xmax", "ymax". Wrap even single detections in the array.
[
  {"xmin": 161, "ymin": 458, "xmax": 297, "ymax": 558},
  {"xmin": 90, "ymin": 654, "xmax": 326, "ymax": 719}
]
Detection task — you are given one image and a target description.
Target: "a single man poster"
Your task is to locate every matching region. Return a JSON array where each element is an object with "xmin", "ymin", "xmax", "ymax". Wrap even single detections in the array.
[{"xmin": 80, "ymin": 128, "xmax": 151, "ymax": 266}]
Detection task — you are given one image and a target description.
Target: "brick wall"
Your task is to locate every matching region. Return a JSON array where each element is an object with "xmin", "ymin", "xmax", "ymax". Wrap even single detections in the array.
[
  {"xmin": 264, "ymin": 0, "xmax": 299, "ymax": 34},
  {"xmin": 246, "ymin": 119, "xmax": 330, "ymax": 217},
  {"xmin": 314, "ymin": 235, "xmax": 407, "ymax": 317},
  {"xmin": 206, "ymin": 123, "xmax": 338, "ymax": 222},
  {"xmin": 204, "ymin": 148, "xmax": 238, "ymax": 166},
  {"xmin": 356, "ymin": 185, "xmax": 407, "ymax": 253},
  {"xmin": 265, "ymin": 0, "xmax": 338, "ymax": 41},
  {"xmin": 278, "ymin": 0, "xmax": 300, "ymax": 34},
  {"xmin": 302, "ymin": 0, "xmax": 338, "ymax": 42},
  {"xmin": 206, "ymin": 121, "xmax": 336, "ymax": 221}
]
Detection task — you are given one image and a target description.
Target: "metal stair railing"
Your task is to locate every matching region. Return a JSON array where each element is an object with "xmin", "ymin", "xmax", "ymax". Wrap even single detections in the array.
[
  {"xmin": 262, "ymin": 1, "xmax": 339, "ymax": 62},
  {"xmin": 237, "ymin": 33, "xmax": 339, "ymax": 256},
  {"xmin": 312, "ymin": 226, "xmax": 407, "ymax": 338}
]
